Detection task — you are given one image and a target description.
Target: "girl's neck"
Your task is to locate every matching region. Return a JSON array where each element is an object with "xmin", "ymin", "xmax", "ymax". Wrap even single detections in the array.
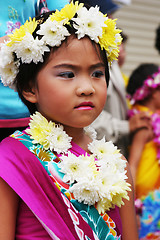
[
  {"xmin": 63, "ymin": 126, "xmax": 92, "ymax": 153},
  {"xmin": 145, "ymin": 102, "xmax": 156, "ymax": 113}
]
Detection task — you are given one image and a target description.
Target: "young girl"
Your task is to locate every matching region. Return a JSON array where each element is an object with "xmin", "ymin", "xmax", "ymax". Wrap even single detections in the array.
[
  {"xmin": 0, "ymin": 2, "xmax": 138, "ymax": 239},
  {"xmin": 127, "ymin": 63, "xmax": 160, "ymax": 239}
]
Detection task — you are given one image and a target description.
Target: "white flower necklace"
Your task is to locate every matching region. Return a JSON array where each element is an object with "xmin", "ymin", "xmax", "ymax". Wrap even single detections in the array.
[{"xmin": 26, "ymin": 112, "xmax": 131, "ymax": 214}]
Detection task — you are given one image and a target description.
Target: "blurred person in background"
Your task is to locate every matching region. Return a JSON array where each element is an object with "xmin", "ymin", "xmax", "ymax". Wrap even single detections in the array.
[
  {"xmin": 127, "ymin": 63, "xmax": 160, "ymax": 239},
  {"xmin": 118, "ymin": 31, "xmax": 129, "ymax": 88},
  {"xmin": 118, "ymin": 31, "xmax": 131, "ymax": 109},
  {"xmin": 155, "ymin": 24, "xmax": 160, "ymax": 54},
  {"xmin": 0, "ymin": 0, "xmax": 69, "ymax": 141}
]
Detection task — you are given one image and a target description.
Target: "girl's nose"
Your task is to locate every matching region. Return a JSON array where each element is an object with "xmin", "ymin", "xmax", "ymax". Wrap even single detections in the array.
[{"xmin": 76, "ymin": 79, "xmax": 95, "ymax": 96}]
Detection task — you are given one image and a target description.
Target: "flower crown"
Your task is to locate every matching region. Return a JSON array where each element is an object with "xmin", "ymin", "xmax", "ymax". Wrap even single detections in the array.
[
  {"xmin": 127, "ymin": 68, "xmax": 160, "ymax": 105},
  {"xmin": 0, "ymin": 1, "xmax": 122, "ymax": 90}
]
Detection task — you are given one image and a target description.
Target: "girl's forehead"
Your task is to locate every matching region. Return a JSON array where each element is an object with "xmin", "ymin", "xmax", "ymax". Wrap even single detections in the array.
[{"xmin": 50, "ymin": 37, "xmax": 101, "ymax": 60}]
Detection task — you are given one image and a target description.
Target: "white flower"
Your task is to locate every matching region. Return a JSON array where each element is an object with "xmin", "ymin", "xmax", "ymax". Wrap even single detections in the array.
[
  {"xmin": 0, "ymin": 61, "xmax": 19, "ymax": 89},
  {"xmin": 37, "ymin": 18, "xmax": 70, "ymax": 47},
  {"xmin": 88, "ymin": 137, "xmax": 120, "ymax": 160},
  {"xmin": 95, "ymin": 169, "xmax": 131, "ymax": 213},
  {"xmin": 147, "ymin": 79, "xmax": 153, "ymax": 86},
  {"xmin": 96, "ymin": 169, "xmax": 118, "ymax": 200},
  {"xmin": 73, "ymin": 6, "xmax": 107, "ymax": 42},
  {"xmin": 84, "ymin": 126, "xmax": 97, "ymax": 140},
  {"xmin": 154, "ymin": 74, "xmax": 160, "ymax": 84},
  {"xmin": 115, "ymin": 33, "xmax": 122, "ymax": 45},
  {"xmin": 112, "ymin": 156, "xmax": 127, "ymax": 173},
  {"xmin": 98, "ymin": 153, "xmax": 126, "ymax": 173},
  {"xmin": 96, "ymin": 198, "xmax": 113, "ymax": 214},
  {"xmin": 48, "ymin": 125, "xmax": 72, "ymax": 154},
  {"xmin": 59, "ymin": 152, "xmax": 96, "ymax": 183},
  {"xmin": 14, "ymin": 33, "xmax": 50, "ymax": 64},
  {"xmin": 59, "ymin": 152, "xmax": 85, "ymax": 183},
  {"xmin": 69, "ymin": 179, "xmax": 100, "ymax": 205},
  {"xmin": 0, "ymin": 43, "xmax": 14, "ymax": 67},
  {"xmin": 78, "ymin": 154, "xmax": 98, "ymax": 178}
]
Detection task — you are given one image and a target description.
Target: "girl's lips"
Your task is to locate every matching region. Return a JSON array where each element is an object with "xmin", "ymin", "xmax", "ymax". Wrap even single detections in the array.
[{"xmin": 74, "ymin": 102, "xmax": 94, "ymax": 110}]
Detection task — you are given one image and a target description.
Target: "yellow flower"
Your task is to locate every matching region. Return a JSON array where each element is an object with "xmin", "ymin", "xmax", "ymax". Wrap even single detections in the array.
[
  {"xmin": 7, "ymin": 18, "xmax": 37, "ymax": 47},
  {"xmin": 26, "ymin": 112, "xmax": 54, "ymax": 149},
  {"xmin": 99, "ymin": 18, "xmax": 122, "ymax": 62},
  {"xmin": 107, "ymin": 48, "xmax": 120, "ymax": 64},
  {"xmin": 100, "ymin": 19, "xmax": 121, "ymax": 49},
  {"xmin": 50, "ymin": 1, "xmax": 83, "ymax": 24},
  {"xmin": 111, "ymin": 192, "xmax": 128, "ymax": 207},
  {"xmin": 97, "ymin": 198, "xmax": 113, "ymax": 214}
]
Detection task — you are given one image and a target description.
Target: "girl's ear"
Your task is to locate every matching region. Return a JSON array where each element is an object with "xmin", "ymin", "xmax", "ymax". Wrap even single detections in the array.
[{"xmin": 22, "ymin": 87, "xmax": 37, "ymax": 103}]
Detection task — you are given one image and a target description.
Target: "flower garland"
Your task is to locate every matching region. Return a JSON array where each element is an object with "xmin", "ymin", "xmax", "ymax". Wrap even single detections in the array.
[
  {"xmin": 127, "ymin": 69, "xmax": 160, "ymax": 105},
  {"xmin": 0, "ymin": 1, "xmax": 122, "ymax": 90},
  {"xmin": 26, "ymin": 111, "xmax": 131, "ymax": 214},
  {"xmin": 128, "ymin": 108, "xmax": 160, "ymax": 163}
]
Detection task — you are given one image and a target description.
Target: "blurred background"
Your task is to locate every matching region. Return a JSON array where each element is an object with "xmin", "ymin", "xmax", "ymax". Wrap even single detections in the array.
[{"xmin": 113, "ymin": 0, "xmax": 160, "ymax": 77}]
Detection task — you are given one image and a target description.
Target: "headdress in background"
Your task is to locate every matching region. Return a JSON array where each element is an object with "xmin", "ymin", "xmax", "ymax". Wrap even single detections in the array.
[{"xmin": 127, "ymin": 68, "xmax": 160, "ymax": 105}]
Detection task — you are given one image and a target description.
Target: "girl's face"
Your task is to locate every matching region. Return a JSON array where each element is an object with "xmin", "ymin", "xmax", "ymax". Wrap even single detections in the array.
[
  {"xmin": 118, "ymin": 43, "xmax": 126, "ymax": 67},
  {"xmin": 26, "ymin": 36, "xmax": 107, "ymax": 130},
  {"xmin": 152, "ymin": 88, "xmax": 160, "ymax": 110}
]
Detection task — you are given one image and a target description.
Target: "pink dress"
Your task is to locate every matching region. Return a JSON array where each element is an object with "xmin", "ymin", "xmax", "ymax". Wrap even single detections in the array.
[{"xmin": 0, "ymin": 132, "xmax": 122, "ymax": 239}]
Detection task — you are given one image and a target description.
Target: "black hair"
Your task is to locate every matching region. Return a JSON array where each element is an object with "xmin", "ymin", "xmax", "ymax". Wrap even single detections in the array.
[
  {"xmin": 120, "ymin": 31, "xmax": 128, "ymax": 44},
  {"xmin": 155, "ymin": 25, "xmax": 160, "ymax": 54},
  {"xmin": 127, "ymin": 63, "xmax": 159, "ymax": 97},
  {"xmin": 15, "ymin": 9, "xmax": 109, "ymax": 114}
]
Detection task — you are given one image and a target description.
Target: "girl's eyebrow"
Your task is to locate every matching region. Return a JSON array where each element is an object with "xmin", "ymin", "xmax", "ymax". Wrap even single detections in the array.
[
  {"xmin": 53, "ymin": 63, "xmax": 105, "ymax": 70},
  {"xmin": 90, "ymin": 63, "xmax": 105, "ymax": 70}
]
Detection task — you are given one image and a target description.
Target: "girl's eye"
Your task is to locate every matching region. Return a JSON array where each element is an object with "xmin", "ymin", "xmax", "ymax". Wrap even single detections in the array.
[
  {"xmin": 58, "ymin": 72, "xmax": 74, "ymax": 78},
  {"xmin": 92, "ymin": 70, "xmax": 104, "ymax": 78}
]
